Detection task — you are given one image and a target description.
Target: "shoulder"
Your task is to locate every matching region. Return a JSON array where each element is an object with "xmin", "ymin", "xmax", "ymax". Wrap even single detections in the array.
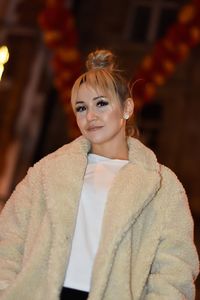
[
  {"xmin": 127, "ymin": 137, "xmax": 158, "ymax": 171},
  {"xmin": 128, "ymin": 137, "xmax": 185, "ymax": 192},
  {"xmin": 155, "ymin": 164, "xmax": 192, "ymax": 224},
  {"xmin": 30, "ymin": 136, "xmax": 90, "ymax": 170},
  {"xmin": 159, "ymin": 164, "xmax": 186, "ymax": 194},
  {"xmin": 40, "ymin": 136, "xmax": 89, "ymax": 161},
  {"xmin": 15, "ymin": 136, "xmax": 89, "ymax": 188}
]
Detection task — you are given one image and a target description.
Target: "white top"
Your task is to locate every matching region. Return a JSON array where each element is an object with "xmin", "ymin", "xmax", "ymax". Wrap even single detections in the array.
[{"xmin": 63, "ymin": 153, "xmax": 128, "ymax": 291}]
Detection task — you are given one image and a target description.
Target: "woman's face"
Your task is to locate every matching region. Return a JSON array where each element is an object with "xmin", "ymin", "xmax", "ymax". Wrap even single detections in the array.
[{"xmin": 72, "ymin": 83, "xmax": 126, "ymax": 149}]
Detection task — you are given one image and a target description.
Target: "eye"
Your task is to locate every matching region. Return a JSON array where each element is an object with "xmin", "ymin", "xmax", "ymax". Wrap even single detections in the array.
[
  {"xmin": 96, "ymin": 99, "xmax": 109, "ymax": 107},
  {"xmin": 75, "ymin": 105, "xmax": 86, "ymax": 113}
]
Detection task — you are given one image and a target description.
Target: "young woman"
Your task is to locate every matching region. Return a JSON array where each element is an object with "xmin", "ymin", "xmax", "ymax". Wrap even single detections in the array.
[{"xmin": 0, "ymin": 49, "xmax": 199, "ymax": 300}]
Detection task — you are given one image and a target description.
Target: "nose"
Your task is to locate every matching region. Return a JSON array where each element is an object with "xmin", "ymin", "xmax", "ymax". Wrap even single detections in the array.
[{"xmin": 86, "ymin": 109, "xmax": 97, "ymax": 121}]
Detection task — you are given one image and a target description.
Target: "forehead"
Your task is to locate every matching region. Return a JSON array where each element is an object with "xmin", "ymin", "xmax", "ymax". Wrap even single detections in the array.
[
  {"xmin": 71, "ymin": 82, "xmax": 120, "ymax": 106},
  {"xmin": 76, "ymin": 83, "xmax": 100, "ymax": 100}
]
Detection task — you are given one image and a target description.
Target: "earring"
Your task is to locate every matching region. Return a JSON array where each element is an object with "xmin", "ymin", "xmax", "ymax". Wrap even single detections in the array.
[{"xmin": 123, "ymin": 113, "xmax": 129, "ymax": 120}]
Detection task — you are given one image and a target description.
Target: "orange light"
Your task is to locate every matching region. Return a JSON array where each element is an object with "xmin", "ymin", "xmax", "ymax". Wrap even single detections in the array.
[
  {"xmin": 153, "ymin": 73, "xmax": 165, "ymax": 86},
  {"xmin": 142, "ymin": 56, "xmax": 153, "ymax": 70},
  {"xmin": 178, "ymin": 4, "xmax": 195, "ymax": 24}
]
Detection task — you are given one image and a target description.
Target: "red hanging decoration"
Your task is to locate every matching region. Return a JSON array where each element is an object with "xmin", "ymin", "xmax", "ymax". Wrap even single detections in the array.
[
  {"xmin": 38, "ymin": 0, "xmax": 81, "ymax": 139},
  {"xmin": 132, "ymin": 0, "xmax": 200, "ymax": 108}
]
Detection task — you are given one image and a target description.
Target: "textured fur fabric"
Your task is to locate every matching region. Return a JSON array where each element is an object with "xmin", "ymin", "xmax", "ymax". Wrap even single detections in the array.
[{"xmin": 0, "ymin": 136, "xmax": 199, "ymax": 300}]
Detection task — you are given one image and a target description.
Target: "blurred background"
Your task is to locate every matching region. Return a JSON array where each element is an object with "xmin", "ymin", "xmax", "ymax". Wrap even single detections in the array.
[{"xmin": 0, "ymin": 0, "xmax": 199, "ymax": 297}]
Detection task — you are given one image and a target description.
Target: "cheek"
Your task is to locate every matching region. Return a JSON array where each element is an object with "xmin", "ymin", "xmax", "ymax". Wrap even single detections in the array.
[
  {"xmin": 76, "ymin": 116, "xmax": 81, "ymax": 128},
  {"xmin": 108, "ymin": 109, "xmax": 123, "ymax": 123},
  {"xmin": 76, "ymin": 115, "xmax": 85, "ymax": 131}
]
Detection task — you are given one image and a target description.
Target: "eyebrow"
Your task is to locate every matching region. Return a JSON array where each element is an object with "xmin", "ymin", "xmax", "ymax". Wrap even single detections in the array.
[{"xmin": 75, "ymin": 95, "xmax": 106, "ymax": 105}]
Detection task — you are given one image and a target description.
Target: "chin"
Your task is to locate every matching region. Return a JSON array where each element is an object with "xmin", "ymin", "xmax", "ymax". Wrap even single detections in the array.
[
  {"xmin": 86, "ymin": 137, "xmax": 105, "ymax": 144},
  {"xmin": 83, "ymin": 133, "xmax": 105, "ymax": 143}
]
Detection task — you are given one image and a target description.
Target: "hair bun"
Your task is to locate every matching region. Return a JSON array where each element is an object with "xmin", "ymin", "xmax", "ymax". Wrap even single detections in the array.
[{"xmin": 86, "ymin": 49, "xmax": 116, "ymax": 71}]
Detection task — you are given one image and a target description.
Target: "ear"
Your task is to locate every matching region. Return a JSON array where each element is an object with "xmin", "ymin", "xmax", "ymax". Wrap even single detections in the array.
[{"xmin": 123, "ymin": 97, "xmax": 134, "ymax": 118}]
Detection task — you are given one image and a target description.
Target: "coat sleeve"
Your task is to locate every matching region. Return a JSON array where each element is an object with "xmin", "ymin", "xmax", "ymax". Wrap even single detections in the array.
[
  {"xmin": 145, "ymin": 167, "xmax": 199, "ymax": 300},
  {"xmin": 0, "ymin": 163, "xmax": 41, "ymax": 291}
]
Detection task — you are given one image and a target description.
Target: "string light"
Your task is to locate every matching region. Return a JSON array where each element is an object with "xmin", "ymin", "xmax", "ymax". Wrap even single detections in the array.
[{"xmin": 0, "ymin": 46, "xmax": 9, "ymax": 81}]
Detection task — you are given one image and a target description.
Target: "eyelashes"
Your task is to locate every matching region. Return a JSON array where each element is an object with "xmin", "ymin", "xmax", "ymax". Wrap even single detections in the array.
[
  {"xmin": 75, "ymin": 98, "xmax": 109, "ymax": 113},
  {"xmin": 97, "ymin": 99, "xmax": 109, "ymax": 107},
  {"xmin": 75, "ymin": 105, "xmax": 86, "ymax": 113}
]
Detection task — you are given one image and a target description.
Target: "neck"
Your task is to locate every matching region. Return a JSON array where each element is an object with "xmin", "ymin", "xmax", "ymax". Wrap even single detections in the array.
[{"xmin": 91, "ymin": 138, "xmax": 129, "ymax": 160}]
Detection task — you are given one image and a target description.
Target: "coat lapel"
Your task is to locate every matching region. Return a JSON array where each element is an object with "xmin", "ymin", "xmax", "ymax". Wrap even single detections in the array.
[
  {"xmin": 89, "ymin": 137, "xmax": 161, "ymax": 298},
  {"xmin": 42, "ymin": 137, "xmax": 90, "ymax": 292},
  {"xmin": 89, "ymin": 162, "xmax": 161, "ymax": 299}
]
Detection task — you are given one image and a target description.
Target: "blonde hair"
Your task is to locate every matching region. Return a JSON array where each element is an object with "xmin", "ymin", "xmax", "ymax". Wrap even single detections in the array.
[
  {"xmin": 71, "ymin": 49, "xmax": 137, "ymax": 136},
  {"xmin": 71, "ymin": 49, "xmax": 131, "ymax": 104}
]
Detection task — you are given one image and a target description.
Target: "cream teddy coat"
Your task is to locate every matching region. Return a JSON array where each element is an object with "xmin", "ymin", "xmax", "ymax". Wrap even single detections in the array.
[{"xmin": 0, "ymin": 136, "xmax": 199, "ymax": 300}]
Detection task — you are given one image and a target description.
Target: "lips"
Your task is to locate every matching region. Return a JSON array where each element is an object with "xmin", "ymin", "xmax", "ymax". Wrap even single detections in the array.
[{"xmin": 87, "ymin": 125, "xmax": 103, "ymax": 132}]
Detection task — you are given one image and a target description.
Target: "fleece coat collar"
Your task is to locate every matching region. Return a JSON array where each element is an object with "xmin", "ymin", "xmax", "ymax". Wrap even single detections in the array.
[{"xmin": 42, "ymin": 136, "xmax": 161, "ymax": 298}]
